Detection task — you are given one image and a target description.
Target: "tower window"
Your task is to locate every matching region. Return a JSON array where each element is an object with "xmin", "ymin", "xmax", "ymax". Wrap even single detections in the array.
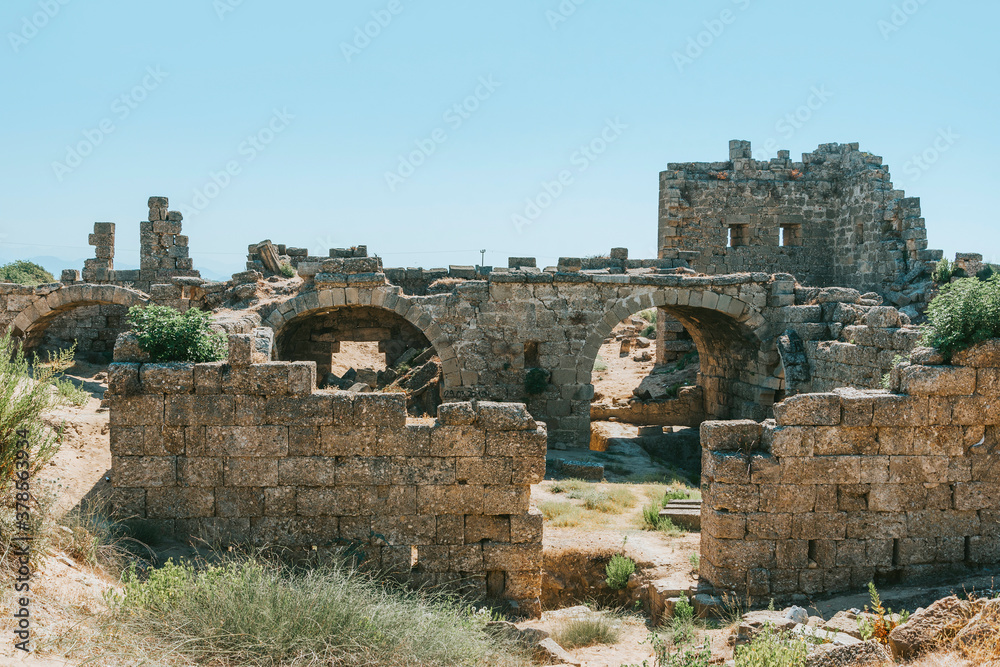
[
  {"xmin": 780, "ymin": 224, "xmax": 802, "ymax": 247},
  {"xmin": 728, "ymin": 224, "xmax": 749, "ymax": 247}
]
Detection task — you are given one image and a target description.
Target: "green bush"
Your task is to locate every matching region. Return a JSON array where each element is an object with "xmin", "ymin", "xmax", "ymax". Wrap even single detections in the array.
[
  {"xmin": 0, "ymin": 260, "xmax": 54, "ymax": 285},
  {"xmin": 734, "ymin": 623, "xmax": 810, "ymax": 667},
  {"xmin": 977, "ymin": 265, "xmax": 996, "ymax": 281},
  {"xmin": 642, "ymin": 324, "xmax": 656, "ymax": 338},
  {"xmin": 127, "ymin": 305, "xmax": 228, "ymax": 362},
  {"xmin": 107, "ymin": 556, "xmax": 529, "ymax": 666},
  {"xmin": 605, "ymin": 553, "xmax": 635, "ymax": 590},
  {"xmin": 524, "ymin": 367, "xmax": 549, "ymax": 395},
  {"xmin": 639, "ymin": 308, "xmax": 657, "ymax": 324},
  {"xmin": 279, "ymin": 263, "xmax": 296, "ymax": 278},
  {"xmin": 922, "ymin": 276, "xmax": 1000, "ymax": 359},
  {"xmin": 932, "ymin": 257, "xmax": 953, "ymax": 284}
]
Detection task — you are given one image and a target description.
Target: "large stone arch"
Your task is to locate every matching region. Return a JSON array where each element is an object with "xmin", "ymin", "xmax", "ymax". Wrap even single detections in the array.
[
  {"xmin": 10, "ymin": 284, "xmax": 150, "ymax": 353},
  {"xmin": 577, "ymin": 286, "xmax": 779, "ymax": 422},
  {"xmin": 264, "ymin": 286, "xmax": 462, "ymax": 389}
]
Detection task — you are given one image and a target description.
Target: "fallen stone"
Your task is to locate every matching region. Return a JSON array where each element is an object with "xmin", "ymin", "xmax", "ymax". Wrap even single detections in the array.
[
  {"xmin": 786, "ymin": 606, "xmax": 809, "ymax": 625},
  {"xmin": 635, "ymin": 337, "xmax": 651, "ymax": 348},
  {"xmin": 888, "ymin": 595, "xmax": 975, "ymax": 660},
  {"xmin": 952, "ymin": 597, "xmax": 1000, "ymax": 657},
  {"xmin": 535, "ymin": 638, "xmax": 580, "ymax": 666},
  {"xmin": 821, "ymin": 610, "xmax": 863, "ymax": 639}
]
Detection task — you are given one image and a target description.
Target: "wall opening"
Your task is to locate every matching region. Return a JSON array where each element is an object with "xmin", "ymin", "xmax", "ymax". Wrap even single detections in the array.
[
  {"xmin": 524, "ymin": 341, "xmax": 540, "ymax": 368},
  {"xmin": 780, "ymin": 224, "xmax": 802, "ymax": 247},
  {"xmin": 728, "ymin": 224, "xmax": 749, "ymax": 248},
  {"xmin": 275, "ymin": 305, "xmax": 442, "ymax": 415}
]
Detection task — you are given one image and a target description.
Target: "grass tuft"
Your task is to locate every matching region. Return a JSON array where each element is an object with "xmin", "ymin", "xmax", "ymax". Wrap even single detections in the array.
[
  {"xmin": 538, "ymin": 500, "xmax": 584, "ymax": 527},
  {"xmin": 552, "ymin": 614, "xmax": 622, "ymax": 649}
]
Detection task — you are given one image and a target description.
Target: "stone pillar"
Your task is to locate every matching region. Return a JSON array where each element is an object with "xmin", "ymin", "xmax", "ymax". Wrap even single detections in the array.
[
  {"xmin": 82, "ymin": 222, "xmax": 115, "ymax": 282},
  {"xmin": 139, "ymin": 196, "xmax": 197, "ymax": 290}
]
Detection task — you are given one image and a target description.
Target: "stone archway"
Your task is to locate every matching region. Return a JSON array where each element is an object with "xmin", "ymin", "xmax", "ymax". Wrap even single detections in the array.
[
  {"xmin": 10, "ymin": 284, "xmax": 150, "ymax": 354},
  {"xmin": 576, "ymin": 287, "xmax": 778, "ymax": 423},
  {"xmin": 264, "ymin": 285, "xmax": 463, "ymax": 390}
]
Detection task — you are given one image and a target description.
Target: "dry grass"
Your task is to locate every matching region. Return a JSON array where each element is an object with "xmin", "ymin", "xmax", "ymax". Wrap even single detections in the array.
[
  {"xmin": 538, "ymin": 500, "xmax": 585, "ymax": 527},
  {"xmin": 552, "ymin": 613, "xmax": 622, "ymax": 649}
]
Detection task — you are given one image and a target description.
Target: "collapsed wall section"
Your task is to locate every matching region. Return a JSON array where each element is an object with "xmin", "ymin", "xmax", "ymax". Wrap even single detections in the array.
[
  {"xmin": 698, "ymin": 341, "xmax": 1000, "ymax": 601},
  {"xmin": 106, "ymin": 332, "xmax": 546, "ymax": 614}
]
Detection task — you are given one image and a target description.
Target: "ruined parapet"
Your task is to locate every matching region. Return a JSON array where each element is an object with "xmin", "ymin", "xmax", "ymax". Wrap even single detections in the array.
[
  {"xmin": 659, "ymin": 140, "xmax": 944, "ymax": 307},
  {"xmin": 106, "ymin": 331, "xmax": 546, "ymax": 616},
  {"xmin": 82, "ymin": 222, "xmax": 115, "ymax": 282},
  {"xmin": 698, "ymin": 339, "xmax": 1000, "ymax": 603}
]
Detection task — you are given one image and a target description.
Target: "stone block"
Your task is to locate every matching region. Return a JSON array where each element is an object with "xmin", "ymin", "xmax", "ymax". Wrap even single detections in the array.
[
  {"xmin": 900, "ymin": 365, "xmax": 976, "ymax": 396},
  {"xmin": 110, "ymin": 394, "xmax": 164, "ymax": 426},
  {"xmin": 113, "ymin": 456, "xmax": 175, "ymax": 487},
  {"xmin": 511, "ymin": 457, "xmax": 545, "ymax": 484},
  {"xmin": 773, "ymin": 394, "xmax": 841, "ymax": 426},
  {"xmin": 371, "ymin": 515, "xmax": 436, "ymax": 545},
  {"xmin": 223, "ymin": 458, "xmax": 279, "ymax": 486},
  {"xmin": 221, "ymin": 365, "xmax": 292, "ymax": 395},
  {"xmin": 484, "ymin": 428, "xmax": 546, "ymax": 457},
  {"xmin": 107, "ymin": 363, "xmax": 141, "ymax": 396},
  {"xmin": 429, "ymin": 425, "xmax": 486, "ymax": 456},
  {"xmin": 146, "ymin": 487, "xmax": 214, "ymax": 519},
  {"xmin": 476, "ymin": 401, "xmax": 536, "ymax": 431},
  {"xmin": 296, "ymin": 487, "xmax": 361, "ymax": 516},
  {"xmin": 140, "ymin": 363, "xmax": 195, "ymax": 394},
  {"xmin": 206, "ymin": 426, "xmax": 287, "ymax": 457},
  {"xmin": 319, "ymin": 426, "xmax": 376, "ymax": 456},
  {"xmin": 416, "ymin": 485, "xmax": 484, "ymax": 515},
  {"xmin": 510, "ymin": 509, "xmax": 543, "ymax": 544},
  {"xmin": 215, "ymin": 487, "xmax": 264, "ymax": 517},
  {"xmin": 483, "ymin": 486, "xmax": 530, "ymax": 515},
  {"xmin": 277, "ymin": 457, "xmax": 338, "ymax": 486},
  {"xmin": 166, "ymin": 395, "xmax": 234, "ymax": 425},
  {"xmin": 436, "ymin": 515, "xmax": 465, "ymax": 545},
  {"xmin": 178, "ymin": 457, "xmax": 222, "ymax": 487},
  {"xmin": 194, "ymin": 362, "xmax": 226, "ymax": 394},
  {"xmin": 354, "ymin": 393, "xmax": 406, "ymax": 429},
  {"xmin": 702, "ymin": 419, "xmax": 764, "ymax": 452},
  {"xmin": 456, "ymin": 457, "xmax": 511, "ymax": 485},
  {"xmin": 265, "ymin": 394, "xmax": 345, "ymax": 425},
  {"xmin": 437, "ymin": 402, "xmax": 477, "ymax": 425},
  {"xmin": 483, "ymin": 543, "xmax": 542, "ymax": 570}
]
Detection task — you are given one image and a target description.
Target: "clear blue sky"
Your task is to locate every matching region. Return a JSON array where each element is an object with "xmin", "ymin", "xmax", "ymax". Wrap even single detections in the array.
[{"xmin": 1, "ymin": 0, "xmax": 996, "ymax": 281}]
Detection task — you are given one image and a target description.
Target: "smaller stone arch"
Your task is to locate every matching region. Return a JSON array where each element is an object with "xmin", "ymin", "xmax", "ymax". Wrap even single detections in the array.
[
  {"xmin": 10, "ymin": 284, "xmax": 150, "ymax": 353},
  {"xmin": 576, "ymin": 286, "xmax": 777, "ymax": 423},
  {"xmin": 264, "ymin": 286, "xmax": 462, "ymax": 389}
]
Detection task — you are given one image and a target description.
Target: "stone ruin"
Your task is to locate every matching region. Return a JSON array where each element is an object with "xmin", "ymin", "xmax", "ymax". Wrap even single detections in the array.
[{"xmin": 0, "ymin": 140, "xmax": 995, "ymax": 611}]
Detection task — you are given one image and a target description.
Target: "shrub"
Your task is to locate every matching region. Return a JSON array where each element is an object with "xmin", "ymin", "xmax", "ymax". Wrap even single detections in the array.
[
  {"xmin": 734, "ymin": 623, "xmax": 810, "ymax": 667},
  {"xmin": 642, "ymin": 324, "xmax": 656, "ymax": 338},
  {"xmin": 639, "ymin": 308, "xmax": 657, "ymax": 324},
  {"xmin": 977, "ymin": 265, "xmax": 996, "ymax": 281},
  {"xmin": 0, "ymin": 332, "xmax": 63, "ymax": 504},
  {"xmin": 552, "ymin": 614, "xmax": 621, "ymax": 649},
  {"xmin": 932, "ymin": 257, "xmax": 953, "ymax": 284},
  {"xmin": 127, "ymin": 305, "xmax": 228, "ymax": 362},
  {"xmin": 688, "ymin": 552, "xmax": 700, "ymax": 572},
  {"xmin": 605, "ymin": 553, "xmax": 635, "ymax": 590},
  {"xmin": 663, "ymin": 487, "xmax": 692, "ymax": 504},
  {"xmin": 922, "ymin": 276, "xmax": 1000, "ymax": 359},
  {"xmin": 642, "ymin": 502, "xmax": 682, "ymax": 535},
  {"xmin": 279, "ymin": 263, "xmax": 296, "ymax": 278},
  {"xmin": 524, "ymin": 367, "xmax": 549, "ymax": 395},
  {"xmin": 857, "ymin": 582, "xmax": 909, "ymax": 645},
  {"xmin": 106, "ymin": 556, "xmax": 529, "ymax": 666},
  {"xmin": 0, "ymin": 260, "xmax": 54, "ymax": 285}
]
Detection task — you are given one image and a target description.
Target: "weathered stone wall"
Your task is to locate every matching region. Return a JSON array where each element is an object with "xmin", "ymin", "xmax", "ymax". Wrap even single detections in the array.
[
  {"xmin": 106, "ymin": 333, "xmax": 546, "ymax": 613},
  {"xmin": 698, "ymin": 341, "xmax": 1000, "ymax": 602},
  {"xmin": 659, "ymin": 141, "xmax": 943, "ymax": 312},
  {"xmin": 38, "ymin": 303, "xmax": 129, "ymax": 362}
]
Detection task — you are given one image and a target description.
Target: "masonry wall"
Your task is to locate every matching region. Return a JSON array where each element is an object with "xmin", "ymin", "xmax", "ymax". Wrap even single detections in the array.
[
  {"xmin": 698, "ymin": 340, "xmax": 1000, "ymax": 601},
  {"xmin": 105, "ymin": 346, "xmax": 546, "ymax": 614},
  {"xmin": 659, "ymin": 141, "xmax": 943, "ymax": 310}
]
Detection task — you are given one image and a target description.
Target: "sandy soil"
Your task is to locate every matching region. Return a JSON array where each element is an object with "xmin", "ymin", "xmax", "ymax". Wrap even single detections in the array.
[{"xmin": 329, "ymin": 340, "xmax": 387, "ymax": 375}]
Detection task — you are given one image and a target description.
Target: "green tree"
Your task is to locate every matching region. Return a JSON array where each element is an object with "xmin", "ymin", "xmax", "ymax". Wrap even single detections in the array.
[{"xmin": 0, "ymin": 260, "xmax": 55, "ymax": 285}]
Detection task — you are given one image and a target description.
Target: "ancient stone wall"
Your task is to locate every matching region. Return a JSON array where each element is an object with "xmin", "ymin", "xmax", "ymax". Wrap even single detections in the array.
[
  {"xmin": 106, "ymin": 332, "xmax": 546, "ymax": 613},
  {"xmin": 698, "ymin": 341, "xmax": 1000, "ymax": 602},
  {"xmin": 659, "ymin": 141, "xmax": 943, "ymax": 313}
]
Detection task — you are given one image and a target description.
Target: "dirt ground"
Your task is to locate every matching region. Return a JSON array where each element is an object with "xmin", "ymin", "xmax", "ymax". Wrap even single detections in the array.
[{"xmin": 591, "ymin": 322, "xmax": 698, "ymax": 404}]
